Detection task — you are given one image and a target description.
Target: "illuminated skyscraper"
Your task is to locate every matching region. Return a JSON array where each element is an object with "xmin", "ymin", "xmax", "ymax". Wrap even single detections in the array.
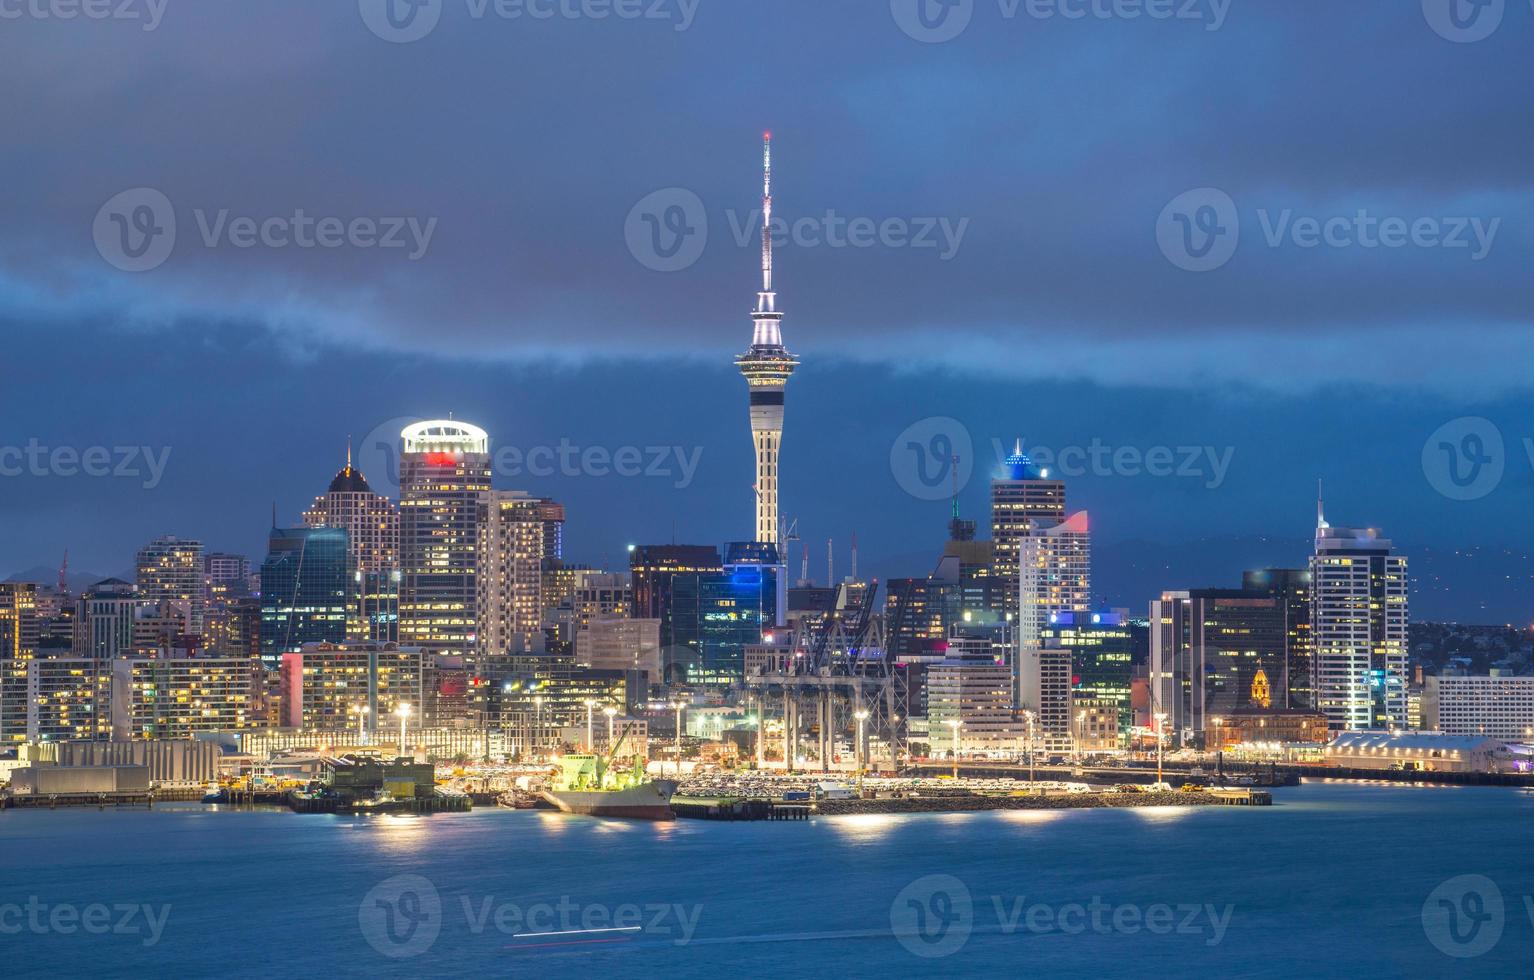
[
  {"xmin": 1310, "ymin": 500, "xmax": 1409, "ymax": 732},
  {"xmin": 0, "ymin": 582, "xmax": 40, "ymax": 745},
  {"xmin": 398, "ymin": 420, "xmax": 493, "ymax": 661},
  {"xmin": 259, "ymin": 526, "xmax": 353, "ymax": 669},
  {"xmin": 990, "ymin": 441, "xmax": 1066, "ymax": 621},
  {"xmin": 736, "ymin": 133, "xmax": 798, "ymax": 546},
  {"xmin": 477, "ymin": 490, "xmax": 552, "ymax": 658},
  {"xmin": 135, "ymin": 536, "xmax": 206, "ymax": 635},
  {"xmin": 304, "ymin": 448, "xmax": 401, "ymax": 642}
]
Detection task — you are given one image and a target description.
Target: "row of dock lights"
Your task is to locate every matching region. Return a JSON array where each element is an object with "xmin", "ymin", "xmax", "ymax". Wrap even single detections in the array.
[
  {"xmin": 579, "ymin": 699, "xmax": 623, "ymax": 752},
  {"xmin": 340, "ymin": 702, "xmax": 416, "ymax": 760}
]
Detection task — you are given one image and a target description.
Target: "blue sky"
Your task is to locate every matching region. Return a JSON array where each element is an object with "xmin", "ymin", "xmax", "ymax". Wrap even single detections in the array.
[{"xmin": 1, "ymin": 0, "xmax": 1532, "ymax": 620}]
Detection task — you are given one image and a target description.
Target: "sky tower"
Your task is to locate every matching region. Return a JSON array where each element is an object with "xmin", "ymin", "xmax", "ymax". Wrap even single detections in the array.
[{"xmin": 736, "ymin": 132, "xmax": 799, "ymax": 545}]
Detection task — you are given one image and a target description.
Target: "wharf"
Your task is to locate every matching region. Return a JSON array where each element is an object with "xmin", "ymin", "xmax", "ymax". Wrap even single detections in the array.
[
  {"xmin": 815, "ymin": 789, "xmax": 1271, "ymax": 815},
  {"xmin": 672, "ymin": 797, "xmax": 812, "ymax": 821}
]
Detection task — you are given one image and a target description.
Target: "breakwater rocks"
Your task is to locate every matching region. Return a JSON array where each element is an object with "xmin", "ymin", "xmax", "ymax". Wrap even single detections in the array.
[{"xmin": 815, "ymin": 792, "xmax": 1219, "ymax": 815}]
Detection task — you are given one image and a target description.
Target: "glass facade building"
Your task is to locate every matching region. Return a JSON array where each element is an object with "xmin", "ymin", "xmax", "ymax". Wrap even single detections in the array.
[{"xmin": 259, "ymin": 526, "xmax": 353, "ymax": 668}]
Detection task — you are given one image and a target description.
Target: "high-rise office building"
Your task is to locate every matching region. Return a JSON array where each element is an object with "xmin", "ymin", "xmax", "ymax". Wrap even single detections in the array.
[
  {"xmin": 1017, "ymin": 511, "xmax": 1091, "ymax": 717},
  {"xmin": 1423, "ymin": 676, "xmax": 1534, "ymax": 740},
  {"xmin": 477, "ymin": 490, "xmax": 551, "ymax": 658},
  {"xmin": 668, "ymin": 554, "xmax": 776, "ymax": 687},
  {"xmin": 304, "ymin": 448, "xmax": 401, "ymax": 641},
  {"xmin": 1150, "ymin": 589, "xmax": 1287, "ymax": 747},
  {"xmin": 926, "ymin": 636, "xmax": 1026, "ymax": 753},
  {"xmin": 1311, "ymin": 505, "xmax": 1409, "ymax": 731},
  {"xmin": 259, "ymin": 526, "xmax": 353, "ymax": 668},
  {"xmin": 1043, "ymin": 610, "xmax": 1135, "ymax": 742},
  {"xmin": 991, "ymin": 441, "xmax": 1066, "ymax": 621},
  {"xmin": 71, "ymin": 578, "xmax": 140, "ymax": 660},
  {"xmin": 736, "ymin": 134, "xmax": 798, "ymax": 546},
  {"xmin": 0, "ymin": 582, "xmax": 40, "ymax": 745},
  {"xmin": 1017, "ymin": 511, "xmax": 1092, "ymax": 650},
  {"xmin": 278, "ymin": 641, "xmax": 422, "ymax": 733},
  {"xmin": 1243, "ymin": 567, "xmax": 1314, "ymax": 709},
  {"xmin": 398, "ymin": 420, "xmax": 493, "ymax": 661},
  {"xmin": 135, "ymin": 536, "xmax": 206, "ymax": 635},
  {"xmin": 630, "ymin": 545, "xmax": 724, "ymax": 650}
]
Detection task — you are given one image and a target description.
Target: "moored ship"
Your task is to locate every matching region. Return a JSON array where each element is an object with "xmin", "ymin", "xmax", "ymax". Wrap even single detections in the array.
[{"xmin": 540, "ymin": 753, "xmax": 678, "ymax": 820}]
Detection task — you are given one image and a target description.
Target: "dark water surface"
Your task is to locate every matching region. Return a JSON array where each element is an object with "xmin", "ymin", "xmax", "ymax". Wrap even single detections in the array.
[{"xmin": 2, "ymin": 780, "xmax": 1528, "ymax": 977}]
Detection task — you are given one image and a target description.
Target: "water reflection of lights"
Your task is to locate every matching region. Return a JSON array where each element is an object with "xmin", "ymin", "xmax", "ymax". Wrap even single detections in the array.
[
  {"xmin": 1128, "ymin": 806, "xmax": 1196, "ymax": 824},
  {"xmin": 370, "ymin": 814, "xmax": 431, "ymax": 851},
  {"xmin": 824, "ymin": 813, "xmax": 902, "ymax": 841},
  {"xmin": 997, "ymin": 809, "xmax": 1065, "ymax": 826}
]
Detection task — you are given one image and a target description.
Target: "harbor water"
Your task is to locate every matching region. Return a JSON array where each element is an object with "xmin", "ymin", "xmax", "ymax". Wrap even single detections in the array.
[{"xmin": 2, "ymin": 780, "xmax": 1529, "ymax": 977}]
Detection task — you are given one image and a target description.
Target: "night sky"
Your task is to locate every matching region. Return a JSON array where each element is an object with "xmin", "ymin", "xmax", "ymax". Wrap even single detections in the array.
[{"xmin": 2, "ymin": 1, "xmax": 1531, "ymax": 622}]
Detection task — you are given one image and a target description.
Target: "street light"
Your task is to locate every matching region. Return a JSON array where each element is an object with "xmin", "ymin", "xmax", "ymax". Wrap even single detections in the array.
[
  {"xmin": 351, "ymin": 703, "xmax": 367, "ymax": 745},
  {"xmin": 532, "ymin": 695, "xmax": 544, "ymax": 759},
  {"xmin": 671, "ymin": 701, "xmax": 685, "ymax": 777},
  {"xmin": 1075, "ymin": 709, "xmax": 1087, "ymax": 765},
  {"xmin": 943, "ymin": 719, "xmax": 962, "ymax": 779},
  {"xmin": 1022, "ymin": 710, "xmax": 1036, "ymax": 784},
  {"xmin": 583, "ymin": 699, "xmax": 597, "ymax": 752},
  {"xmin": 854, "ymin": 709, "xmax": 870, "ymax": 793},
  {"xmin": 1154, "ymin": 711, "xmax": 1169, "ymax": 788},
  {"xmin": 604, "ymin": 705, "xmax": 618, "ymax": 746},
  {"xmin": 395, "ymin": 703, "xmax": 412, "ymax": 760}
]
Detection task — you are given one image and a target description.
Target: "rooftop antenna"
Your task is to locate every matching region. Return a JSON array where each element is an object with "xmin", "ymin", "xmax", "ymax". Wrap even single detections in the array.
[
  {"xmin": 346, "ymin": 435, "xmax": 353, "ymax": 472},
  {"xmin": 826, "ymin": 537, "xmax": 834, "ymax": 586},
  {"xmin": 1316, "ymin": 479, "xmax": 1328, "ymax": 531},
  {"xmin": 751, "ymin": 132, "xmax": 781, "ymax": 346},
  {"xmin": 850, "ymin": 532, "xmax": 858, "ymax": 584},
  {"xmin": 58, "ymin": 549, "xmax": 68, "ymax": 594}
]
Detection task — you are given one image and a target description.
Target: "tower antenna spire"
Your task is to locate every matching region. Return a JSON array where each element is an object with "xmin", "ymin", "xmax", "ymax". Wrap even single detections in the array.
[
  {"xmin": 762, "ymin": 131, "xmax": 773, "ymax": 298},
  {"xmin": 1316, "ymin": 479, "xmax": 1327, "ymax": 530}
]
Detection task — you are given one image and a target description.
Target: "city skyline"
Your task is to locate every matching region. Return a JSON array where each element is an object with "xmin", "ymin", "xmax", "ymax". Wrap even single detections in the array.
[{"xmin": 5, "ymin": 3, "xmax": 1533, "ymax": 624}]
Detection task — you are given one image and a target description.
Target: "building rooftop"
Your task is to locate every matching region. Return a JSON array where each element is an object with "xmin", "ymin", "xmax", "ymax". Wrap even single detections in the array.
[{"xmin": 1329, "ymin": 731, "xmax": 1502, "ymax": 752}]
